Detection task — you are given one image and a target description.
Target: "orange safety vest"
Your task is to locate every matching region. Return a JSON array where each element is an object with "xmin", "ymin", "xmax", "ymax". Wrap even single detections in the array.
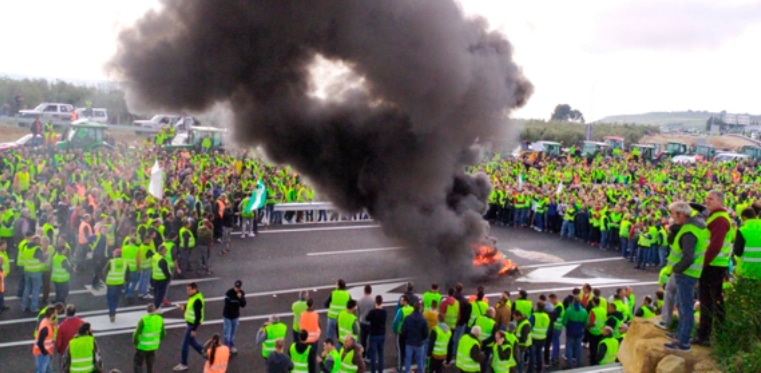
[
  {"xmin": 299, "ymin": 311, "xmax": 321, "ymax": 343},
  {"xmin": 78, "ymin": 222, "xmax": 93, "ymax": 245},
  {"xmin": 0, "ymin": 272, "xmax": 4, "ymax": 293},
  {"xmin": 204, "ymin": 346, "xmax": 230, "ymax": 373},
  {"xmin": 32, "ymin": 319, "xmax": 54, "ymax": 356},
  {"xmin": 216, "ymin": 200, "xmax": 225, "ymax": 219}
]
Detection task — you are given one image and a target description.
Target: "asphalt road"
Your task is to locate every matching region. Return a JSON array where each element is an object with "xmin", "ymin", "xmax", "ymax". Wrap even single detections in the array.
[{"xmin": 0, "ymin": 222, "xmax": 655, "ymax": 372}]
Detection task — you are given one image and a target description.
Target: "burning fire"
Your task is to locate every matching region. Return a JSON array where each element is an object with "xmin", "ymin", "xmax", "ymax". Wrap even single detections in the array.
[{"xmin": 472, "ymin": 243, "xmax": 518, "ymax": 276}]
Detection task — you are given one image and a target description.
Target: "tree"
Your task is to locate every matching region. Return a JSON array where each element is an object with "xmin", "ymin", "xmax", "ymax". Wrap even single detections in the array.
[{"xmin": 550, "ymin": 104, "xmax": 584, "ymax": 123}]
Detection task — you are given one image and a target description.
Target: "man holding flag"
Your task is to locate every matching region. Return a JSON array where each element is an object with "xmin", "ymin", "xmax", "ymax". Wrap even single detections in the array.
[{"xmin": 239, "ymin": 180, "xmax": 267, "ymax": 238}]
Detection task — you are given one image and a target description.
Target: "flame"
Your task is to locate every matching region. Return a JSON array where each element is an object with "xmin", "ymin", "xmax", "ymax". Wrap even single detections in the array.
[{"xmin": 472, "ymin": 244, "xmax": 517, "ymax": 275}]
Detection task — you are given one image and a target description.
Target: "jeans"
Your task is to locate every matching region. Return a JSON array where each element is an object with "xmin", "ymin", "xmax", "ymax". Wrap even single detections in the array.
[
  {"xmin": 53, "ymin": 281, "xmax": 69, "ymax": 304},
  {"xmin": 528, "ymin": 342, "xmax": 544, "ymax": 373},
  {"xmin": 125, "ymin": 270, "xmax": 139, "ymax": 297},
  {"xmin": 675, "ymin": 274, "xmax": 698, "ymax": 346},
  {"xmin": 22, "ymin": 271, "xmax": 42, "ymax": 311},
  {"xmin": 659, "ymin": 246, "xmax": 668, "ymax": 268},
  {"xmin": 133, "ymin": 349, "xmax": 156, "ymax": 373},
  {"xmin": 16, "ymin": 270, "xmax": 25, "ymax": 298},
  {"xmin": 560, "ymin": 221, "xmax": 574, "ymax": 238},
  {"xmin": 0, "ymin": 292, "xmax": 4, "ymax": 309},
  {"xmin": 35, "ymin": 354, "xmax": 53, "ymax": 373},
  {"xmin": 153, "ymin": 280, "xmax": 169, "ymax": 309},
  {"xmin": 534, "ymin": 213, "xmax": 545, "ymax": 230},
  {"xmin": 106, "ymin": 285, "xmax": 122, "ymax": 317},
  {"xmin": 600, "ymin": 230, "xmax": 610, "ymax": 249},
  {"xmin": 181, "ymin": 324, "xmax": 203, "ymax": 364},
  {"xmin": 222, "ymin": 227, "xmax": 232, "ymax": 249},
  {"xmin": 565, "ymin": 336, "xmax": 582, "ymax": 368},
  {"xmin": 636, "ymin": 247, "xmax": 650, "ymax": 267},
  {"xmin": 138, "ymin": 268, "xmax": 151, "ymax": 296},
  {"xmin": 404, "ymin": 344, "xmax": 426, "ymax": 373},
  {"xmin": 359, "ymin": 323, "xmax": 370, "ymax": 355},
  {"xmin": 326, "ymin": 317, "xmax": 338, "ymax": 342},
  {"xmin": 368, "ymin": 334, "xmax": 385, "ymax": 373},
  {"xmin": 223, "ymin": 318, "xmax": 240, "ymax": 347},
  {"xmin": 661, "ymin": 274, "xmax": 678, "ymax": 326},
  {"xmin": 452, "ymin": 325, "xmax": 465, "ymax": 360},
  {"xmin": 551, "ymin": 328, "xmax": 562, "ymax": 360},
  {"xmin": 620, "ymin": 237, "xmax": 629, "ymax": 258}
]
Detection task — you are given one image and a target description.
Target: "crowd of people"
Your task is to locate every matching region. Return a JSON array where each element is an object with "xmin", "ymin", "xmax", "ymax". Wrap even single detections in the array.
[{"xmin": 1, "ymin": 128, "xmax": 761, "ymax": 372}]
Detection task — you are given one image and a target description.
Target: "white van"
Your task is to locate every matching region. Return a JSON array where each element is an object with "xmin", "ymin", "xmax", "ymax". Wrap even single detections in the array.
[{"xmin": 75, "ymin": 108, "xmax": 109, "ymax": 124}]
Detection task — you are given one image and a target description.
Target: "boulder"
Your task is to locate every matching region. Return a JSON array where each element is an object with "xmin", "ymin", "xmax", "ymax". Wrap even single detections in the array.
[{"xmin": 618, "ymin": 317, "xmax": 721, "ymax": 373}]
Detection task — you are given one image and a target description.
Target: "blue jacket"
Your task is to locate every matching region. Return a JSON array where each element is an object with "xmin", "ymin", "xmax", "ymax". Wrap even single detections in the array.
[{"xmin": 401, "ymin": 311, "xmax": 429, "ymax": 347}]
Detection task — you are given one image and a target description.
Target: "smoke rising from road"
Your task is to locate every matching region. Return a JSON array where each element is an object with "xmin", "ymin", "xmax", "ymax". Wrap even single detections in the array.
[{"xmin": 110, "ymin": 0, "xmax": 532, "ymax": 279}]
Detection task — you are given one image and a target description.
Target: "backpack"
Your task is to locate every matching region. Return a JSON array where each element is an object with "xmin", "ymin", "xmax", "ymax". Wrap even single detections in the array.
[{"xmin": 197, "ymin": 225, "xmax": 213, "ymax": 245}]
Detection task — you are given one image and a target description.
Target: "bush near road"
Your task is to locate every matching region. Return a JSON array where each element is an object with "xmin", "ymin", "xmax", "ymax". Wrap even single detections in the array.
[{"xmin": 519, "ymin": 119, "xmax": 658, "ymax": 146}]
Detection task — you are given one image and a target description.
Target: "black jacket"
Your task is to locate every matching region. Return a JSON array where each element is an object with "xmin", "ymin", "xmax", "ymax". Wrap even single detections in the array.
[{"xmin": 223, "ymin": 288, "xmax": 247, "ymax": 320}]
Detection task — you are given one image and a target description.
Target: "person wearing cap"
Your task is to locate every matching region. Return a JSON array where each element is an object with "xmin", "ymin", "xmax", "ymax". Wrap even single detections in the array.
[
  {"xmin": 596, "ymin": 326, "xmax": 620, "ymax": 366},
  {"xmin": 291, "ymin": 290, "xmax": 309, "ymax": 345},
  {"xmin": 223, "ymin": 280, "xmax": 247, "ymax": 354},
  {"xmin": 104, "ymin": 248, "xmax": 127, "ymax": 322}
]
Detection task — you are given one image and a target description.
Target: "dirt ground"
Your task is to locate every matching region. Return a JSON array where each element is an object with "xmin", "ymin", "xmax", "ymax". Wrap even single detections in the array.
[
  {"xmin": 640, "ymin": 134, "xmax": 758, "ymax": 151},
  {"xmin": 0, "ymin": 126, "xmax": 147, "ymax": 143}
]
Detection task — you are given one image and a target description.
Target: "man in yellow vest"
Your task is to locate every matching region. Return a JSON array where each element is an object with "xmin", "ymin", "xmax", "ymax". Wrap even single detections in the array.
[
  {"xmin": 325, "ymin": 279, "xmax": 350, "ymax": 342},
  {"xmin": 339, "ymin": 334, "xmax": 366, "ymax": 373},
  {"xmin": 456, "ymin": 325, "xmax": 485, "ymax": 372},
  {"xmin": 734, "ymin": 207, "xmax": 761, "ymax": 282},
  {"xmin": 694, "ymin": 191, "xmax": 731, "ymax": 346},
  {"xmin": 337, "ymin": 299, "xmax": 359, "ymax": 350},
  {"xmin": 133, "ymin": 304, "xmax": 166, "ymax": 373},
  {"xmin": 150, "ymin": 245, "xmax": 172, "ymax": 309},
  {"xmin": 428, "ymin": 313, "xmax": 452, "ymax": 372},
  {"xmin": 63, "ymin": 322, "xmax": 102, "ymax": 372},
  {"xmin": 174, "ymin": 282, "xmax": 205, "ymax": 371},
  {"xmin": 663, "ymin": 202, "xmax": 707, "ymax": 353},
  {"xmin": 596, "ymin": 326, "xmax": 619, "ymax": 366},
  {"xmin": 121, "ymin": 236, "xmax": 140, "ymax": 300},
  {"xmin": 492, "ymin": 328, "xmax": 517, "ymax": 373},
  {"xmin": 289, "ymin": 330, "xmax": 314, "ymax": 373},
  {"xmin": 256, "ymin": 314, "xmax": 288, "ymax": 359},
  {"xmin": 0, "ymin": 240, "xmax": 8, "ymax": 312},
  {"xmin": 21, "ymin": 235, "xmax": 45, "ymax": 313},
  {"xmin": 102, "ymin": 248, "xmax": 126, "ymax": 323},
  {"xmin": 529, "ymin": 302, "xmax": 551, "ymax": 373}
]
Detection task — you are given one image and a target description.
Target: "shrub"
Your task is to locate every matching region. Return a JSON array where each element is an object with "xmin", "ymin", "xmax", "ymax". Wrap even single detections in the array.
[
  {"xmin": 519, "ymin": 120, "xmax": 659, "ymax": 146},
  {"xmin": 712, "ymin": 278, "xmax": 761, "ymax": 373}
]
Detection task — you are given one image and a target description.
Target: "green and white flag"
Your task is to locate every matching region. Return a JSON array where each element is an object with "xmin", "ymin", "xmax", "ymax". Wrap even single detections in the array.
[{"xmin": 245, "ymin": 180, "xmax": 267, "ymax": 213}]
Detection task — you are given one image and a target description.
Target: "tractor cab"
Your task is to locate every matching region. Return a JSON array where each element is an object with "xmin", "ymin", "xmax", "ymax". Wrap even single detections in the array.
[
  {"xmin": 741, "ymin": 145, "xmax": 761, "ymax": 161},
  {"xmin": 56, "ymin": 121, "xmax": 113, "ymax": 150},
  {"xmin": 629, "ymin": 144, "xmax": 656, "ymax": 161},
  {"xmin": 603, "ymin": 136, "xmax": 625, "ymax": 151},
  {"xmin": 657, "ymin": 141, "xmax": 689, "ymax": 161},
  {"xmin": 163, "ymin": 126, "xmax": 228, "ymax": 152},
  {"xmin": 693, "ymin": 143, "xmax": 717, "ymax": 161},
  {"xmin": 581, "ymin": 141, "xmax": 612, "ymax": 157},
  {"xmin": 533, "ymin": 141, "xmax": 561, "ymax": 158}
]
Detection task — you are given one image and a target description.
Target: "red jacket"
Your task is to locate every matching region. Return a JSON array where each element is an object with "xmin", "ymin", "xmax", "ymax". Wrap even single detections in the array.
[{"xmin": 55, "ymin": 317, "xmax": 84, "ymax": 355}]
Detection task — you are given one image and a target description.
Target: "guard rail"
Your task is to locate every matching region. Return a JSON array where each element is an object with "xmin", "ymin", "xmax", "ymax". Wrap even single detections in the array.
[{"xmin": 0, "ymin": 116, "xmax": 159, "ymax": 133}]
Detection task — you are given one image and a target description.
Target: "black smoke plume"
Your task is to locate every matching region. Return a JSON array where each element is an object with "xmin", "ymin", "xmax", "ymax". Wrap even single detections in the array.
[{"xmin": 110, "ymin": 0, "xmax": 532, "ymax": 279}]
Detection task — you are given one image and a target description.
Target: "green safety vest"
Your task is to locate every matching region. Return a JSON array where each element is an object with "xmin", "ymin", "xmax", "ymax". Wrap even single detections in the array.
[
  {"xmin": 395, "ymin": 305, "xmax": 414, "ymax": 333},
  {"xmin": 619, "ymin": 220, "xmax": 631, "ymax": 238},
  {"xmin": 24, "ymin": 244, "xmax": 43, "ymax": 273},
  {"xmin": 139, "ymin": 244, "xmax": 154, "ymax": 270},
  {"xmin": 184, "ymin": 292, "xmax": 205, "ymax": 324},
  {"xmin": 122, "ymin": 245, "xmax": 139, "ymax": 272},
  {"xmin": 738, "ymin": 219, "xmax": 761, "ymax": 280},
  {"xmin": 68, "ymin": 335, "xmax": 96, "ymax": 373},
  {"xmin": 443, "ymin": 298, "xmax": 459, "ymax": 329},
  {"xmin": 706, "ymin": 211, "xmax": 732, "ymax": 267},
  {"xmin": 640, "ymin": 305, "xmax": 655, "ymax": 319},
  {"xmin": 0, "ymin": 250, "xmax": 8, "ymax": 276},
  {"xmin": 337, "ymin": 311, "xmax": 357, "ymax": 342},
  {"xmin": 455, "ymin": 334, "xmax": 481, "ymax": 372},
  {"xmin": 514, "ymin": 299, "xmax": 533, "ymax": 319},
  {"xmin": 16, "ymin": 239, "xmax": 28, "ymax": 268},
  {"xmin": 530, "ymin": 312, "xmax": 550, "ymax": 341},
  {"xmin": 289, "ymin": 343, "xmax": 312, "ymax": 373},
  {"xmin": 326, "ymin": 350, "xmax": 341, "ymax": 373},
  {"xmin": 338, "ymin": 347, "xmax": 357, "ymax": 373},
  {"xmin": 563, "ymin": 206, "xmax": 575, "ymax": 221},
  {"xmin": 105, "ymin": 258, "xmax": 126, "ymax": 286},
  {"xmin": 589, "ymin": 306, "xmax": 607, "ymax": 336},
  {"xmin": 474, "ymin": 316, "xmax": 496, "ymax": 343},
  {"xmin": 151, "ymin": 254, "xmax": 167, "ymax": 281},
  {"xmin": 163, "ymin": 242, "xmax": 175, "ymax": 272},
  {"xmin": 422, "ymin": 291, "xmax": 442, "ymax": 311},
  {"xmin": 328, "ymin": 290, "xmax": 350, "ymax": 319},
  {"xmin": 0, "ymin": 211, "xmax": 14, "ymax": 237},
  {"xmin": 553, "ymin": 303, "xmax": 565, "ymax": 330},
  {"xmin": 598, "ymin": 337, "xmax": 619, "ymax": 365},
  {"xmin": 609, "ymin": 314, "xmax": 624, "ymax": 340},
  {"xmin": 135, "ymin": 314, "xmax": 164, "ymax": 351},
  {"xmin": 491, "ymin": 333, "xmax": 517, "ymax": 372},
  {"xmin": 179, "ymin": 227, "xmax": 196, "ymax": 248},
  {"xmin": 468, "ymin": 300, "xmax": 489, "ymax": 327},
  {"xmin": 262, "ymin": 322, "xmax": 287, "ymax": 358},
  {"xmin": 517, "ymin": 318, "xmax": 533, "ymax": 347},
  {"xmin": 666, "ymin": 223, "xmax": 708, "ymax": 279},
  {"xmin": 432, "ymin": 325, "xmax": 452, "ymax": 357},
  {"xmin": 637, "ymin": 231, "xmax": 651, "ymax": 248},
  {"xmin": 51, "ymin": 254, "xmax": 70, "ymax": 283}
]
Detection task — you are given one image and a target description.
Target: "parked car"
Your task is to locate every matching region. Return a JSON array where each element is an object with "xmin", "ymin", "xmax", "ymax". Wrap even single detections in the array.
[
  {"xmin": 0, "ymin": 133, "xmax": 61, "ymax": 152},
  {"xmin": 132, "ymin": 114, "xmax": 182, "ymax": 129},
  {"xmin": 18, "ymin": 102, "xmax": 74, "ymax": 121},
  {"xmin": 74, "ymin": 108, "xmax": 108, "ymax": 124},
  {"xmin": 713, "ymin": 152, "xmax": 749, "ymax": 162}
]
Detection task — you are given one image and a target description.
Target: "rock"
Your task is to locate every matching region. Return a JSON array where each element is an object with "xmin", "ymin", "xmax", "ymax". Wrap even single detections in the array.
[
  {"xmin": 656, "ymin": 355, "xmax": 685, "ymax": 373},
  {"xmin": 618, "ymin": 317, "xmax": 721, "ymax": 373}
]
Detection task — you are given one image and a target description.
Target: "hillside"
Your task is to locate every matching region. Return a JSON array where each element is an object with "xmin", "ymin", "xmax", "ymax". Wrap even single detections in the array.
[
  {"xmin": 639, "ymin": 133, "xmax": 758, "ymax": 151},
  {"xmin": 597, "ymin": 110, "xmax": 717, "ymax": 128}
]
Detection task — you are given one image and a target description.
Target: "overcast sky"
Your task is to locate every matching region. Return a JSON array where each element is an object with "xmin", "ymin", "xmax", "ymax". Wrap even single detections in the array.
[{"xmin": 1, "ymin": 0, "xmax": 759, "ymax": 121}]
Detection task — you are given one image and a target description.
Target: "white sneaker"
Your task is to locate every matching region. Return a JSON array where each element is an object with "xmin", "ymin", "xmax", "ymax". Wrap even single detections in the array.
[
  {"xmin": 241, "ymin": 233, "xmax": 247, "ymax": 238},
  {"xmin": 173, "ymin": 364, "xmax": 189, "ymax": 371},
  {"xmin": 250, "ymin": 233, "xmax": 256, "ymax": 237},
  {"xmin": 231, "ymin": 347, "xmax": 238, "ymax": 354}
]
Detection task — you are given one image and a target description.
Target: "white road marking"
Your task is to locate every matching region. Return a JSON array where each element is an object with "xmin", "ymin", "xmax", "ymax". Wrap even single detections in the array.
[
  {"xmin": 5, "ymin": 277, "xmax": 220, "ymax": 301},
  {"xmin": 88, "ymin": 310, "xmax": 185, "ymax": 331},
  {"xmin": 260, "ymin": 225, "xmax": 380, "ymax": 234},
  {"xmin": 307, "ymin": 246, "xmax": 405, "ymax": 256},
  {"xmin": 516, "ymin": 264, "xmax": 634, "ymax": 286},
  {"xmin": 520, "ymin": 257, "xmax": 624, "ymax": 269},
  {"xmin": 508, "ymin": 248, "xmax": 564, "ymax": 263}
]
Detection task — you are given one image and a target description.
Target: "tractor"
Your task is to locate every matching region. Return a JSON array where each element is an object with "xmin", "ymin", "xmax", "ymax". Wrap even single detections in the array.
[
  {"xmin": 55, "ymin": 121, "xmax": 114, "ymax": 151},
  {"xmin": 628, "ymin": 144, "xmax": 656, "ymax": 162},
  {"xmin": 693, "ymin": 143, "xmax": 717, "ymax": 161},
  {"xmin": 656, "ymin": 141, "xmax": 689, "ymax": 161},
  {"xmin": 581, "ymin": 141, "xmax": 612, "ymax": 158},
  {"xmin": 162, "ymin": 126, "xmax": 228, "ymax": 152}
]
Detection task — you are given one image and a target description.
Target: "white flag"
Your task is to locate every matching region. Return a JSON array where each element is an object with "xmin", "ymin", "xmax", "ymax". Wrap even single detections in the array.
[
  {"xmin": 556, "ymin": 181, "xmax": 563, "ymax": 195},
  {"xmin": 148, "ymin": 160, "xmax": 164, "ymax": 199}
]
